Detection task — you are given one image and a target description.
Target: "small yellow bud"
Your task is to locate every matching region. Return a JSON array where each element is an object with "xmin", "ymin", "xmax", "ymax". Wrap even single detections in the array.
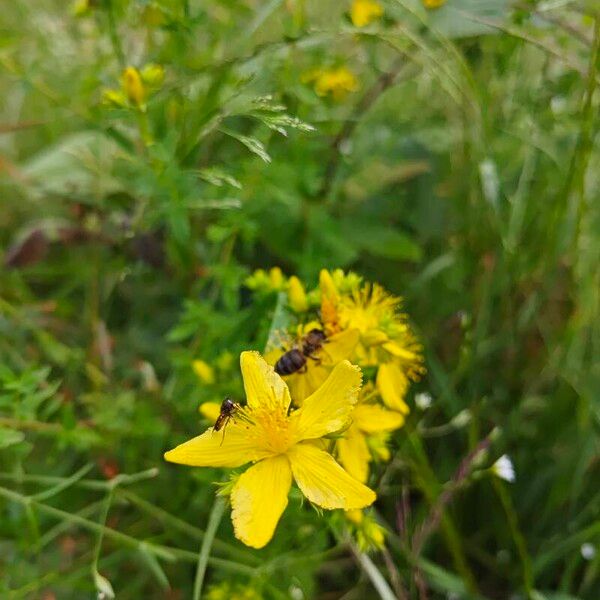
[
  {"xmin": 102, "ymin": 89, "xmax": 127, "ymax": 108},
  {"xmin": 268, "ymin": 267, "xmax": 285, "ymax": 290},
  {"xmin": 121, "ymin": 66, "xmax": 145, "ymax": 107},
  {"xmin": 288, "ymin": 276, "xmax": 308, "ymax": 312},
  {"xmin": 192, "ymin": 360, "xmax": 215, "ymax": 384},
  {"xmin": 140, "ymin": 63, "xmax": 164, "ymax": 87},
  {"xmin": 345, "ymin": 509, "xmax": 364, "ymax": 525}
]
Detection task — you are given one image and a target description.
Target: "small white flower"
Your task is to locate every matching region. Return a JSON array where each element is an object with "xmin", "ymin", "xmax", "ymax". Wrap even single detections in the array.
[
  {"xmin": 492, "ymin": 455, "xmax": 515, "ymax": 483},
  {"xmin": 581, "ymin": 543, "xmax": 596, "ymax": 560},
  {"xmin": 415, "ymin": 392, "xmax": 433, "ymax": 410}
]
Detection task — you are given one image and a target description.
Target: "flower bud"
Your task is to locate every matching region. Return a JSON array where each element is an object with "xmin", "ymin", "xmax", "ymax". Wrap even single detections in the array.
[
  {"xmin": 122, "ymin": 66, "xmax": 145, "ymax": 106},
  {"xmin": 288, "ymin": 276, "xmax": 308, "ymax": 312}
]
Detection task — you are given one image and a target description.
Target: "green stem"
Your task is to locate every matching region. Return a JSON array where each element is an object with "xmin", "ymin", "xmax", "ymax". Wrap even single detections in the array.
[
  {"xmin": 0, "ymin": 485, "xmax": 252, "ymax": 575},
  {"xmin": 407, "ymin": 432, "xmax": 479, "ymax": 594},
  {"xmin": 193, "ymin": 497, "xmax": 226, "ymax": 600},
  {"xmin": 92, "ymin": 486, "xmax": 116, "ymax": 576},
  {"xmin": 492, "ymin": 478, "xmax": 534, "ymax": 596},
  {"xmin": 105, "ymin": 0, "xmax": 125, "ymax": 67},
  {"xmin": 349, "ymin": 543, "xmax": 397, "ymax": 600}
]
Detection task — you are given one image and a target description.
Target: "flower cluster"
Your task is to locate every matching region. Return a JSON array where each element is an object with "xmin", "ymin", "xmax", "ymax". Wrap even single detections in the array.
[
  {"xmin": 102, "ymin": 64, "xmax": 164, "ymax": 110},
  {"xmin": 165, "ymin": 269, "xmax": 424, "ymax": 549}
]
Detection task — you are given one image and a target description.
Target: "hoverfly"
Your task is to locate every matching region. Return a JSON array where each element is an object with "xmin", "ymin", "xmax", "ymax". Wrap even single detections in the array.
[
  {"xmin": 274, "ymin": 328, "xmax": 327, "ymax": 376},
  {"xmin": 213, "ymin": 397, "xmax": 241, "ymax": 445}
]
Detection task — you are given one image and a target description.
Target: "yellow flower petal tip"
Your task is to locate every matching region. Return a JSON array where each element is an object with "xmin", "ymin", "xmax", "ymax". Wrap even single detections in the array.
[
  {"xmin": 351, "ymin": 0, "xmax": 383, "ymax": 27},
  {"xmin": 231, "ymin": 455, "xmax": 292, "ymax": 548}
]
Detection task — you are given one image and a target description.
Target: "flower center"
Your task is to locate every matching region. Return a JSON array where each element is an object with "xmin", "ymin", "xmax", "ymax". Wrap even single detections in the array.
[{"xmin": 246, "ymin": 406, "xmax": 294, "ymax": 456}]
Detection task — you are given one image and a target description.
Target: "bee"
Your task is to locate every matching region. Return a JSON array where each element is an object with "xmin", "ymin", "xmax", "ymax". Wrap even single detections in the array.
[{"xmin": 274, "ymin": 328, "xmax": 327, "ymax": 376}]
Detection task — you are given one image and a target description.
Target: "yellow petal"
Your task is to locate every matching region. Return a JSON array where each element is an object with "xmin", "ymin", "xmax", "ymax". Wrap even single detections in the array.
[
  {"xmin": 376, "ymin": 362, "xmax": 410, "ymax": 414},
  {"xmin": 240, "ymin": 351, "xmax": 291, "ymax": 412},
  {"xmin": 337, "ymin": 427, "xmax": 371, "ymax": 483},
  {"xmin": 164, "ymin": 425, "xmax": 259, "ymax": 468},
  {"xmin": 288, "ymin": 276, "xmax": 308, "ymax": 312},
  {"xmin": 292, "ymin": 361, "xmax": 362, "ymax": 440},
  {"xmin": 231, "ymin": 455, "xmax": 292, "ymax": 548},
  {"xmin": 319, "ymin": 269, "xmax": 339, "ymax": 301},
  {"xmin": 286, "ymin": 363, "xmax": 329, "ymax": 406},
  {"xmin": 322, "ymin": 328, "xmax": 360, "ymax": 363},
  {"xmin": 198, "ymin": 401, "xmax": 221, "ymax": 421},
  {"xmin": 383, "ymin": 340, "xmax": 421, "ymax": 362},
  {"xmin": 353, "ymin": 404, "xmax": 405, "ymax": 433},
  {"xmin": 362, "ymin": 329, "xmax": 389, "ymax": 347},
  {"xmin": 287, "ymin": 443, "xmax": 375, "ymax": 509},
  {"xmin": 283, "ymin": 329, "xmax": 360, "ymax": 405}
]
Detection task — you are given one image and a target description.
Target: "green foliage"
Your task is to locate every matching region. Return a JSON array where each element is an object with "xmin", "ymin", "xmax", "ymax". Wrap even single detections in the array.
[{"xmin": 0, "ymin": 0, "xmax": 599, "ymax": 598}]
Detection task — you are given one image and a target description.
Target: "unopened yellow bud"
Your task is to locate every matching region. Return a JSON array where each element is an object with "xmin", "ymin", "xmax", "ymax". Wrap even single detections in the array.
[
  {"xmin": 122, "ymin": 66, "xmax": 145, "ymax": 106},
  {"xmin": 192, "ymin": 360, "xmax": 215, "ymax": 384},
  {"xmin": 140, "ymin": 63, "xmax": 164, "ymax": 87},
  {"xmin": 288, "ymin": 276, "xmax": 308, "ymax": 312},
  {"xmin": 345, "ymin": 509, "xmax": 364, "ymax": 525},
  {"xmin": 268, "ymin": 267, "xmax": 284, "ymax": 290},
  {"xmin": 102, "ymin": 89, "xmax": 127, "ymax": 108}
]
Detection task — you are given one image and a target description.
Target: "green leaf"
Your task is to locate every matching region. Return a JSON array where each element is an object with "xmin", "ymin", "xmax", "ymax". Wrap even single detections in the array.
[
  {"xmin": 220, "ymin": 129, "xmax": 271, "ymax": 163},
  {"xmin": 341, "ymin": 220, "xmax": 422, "ymax": 262},
  {"xmin": 0, "ymin": 427, "xmax": 25, "ymax": 449}
]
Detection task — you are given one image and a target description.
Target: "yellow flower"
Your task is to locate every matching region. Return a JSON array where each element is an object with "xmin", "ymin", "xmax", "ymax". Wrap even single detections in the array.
[
  {"xmin": 350, "ymin": 0, "xmax": 383, "ymax": 27},
  {"xmin": 305, "ymin": 67, "xmax": 359, "ymax": 101},
  {"xmin": 121, "ymin": 67, "xmax": 145, "ymax": 107},
  {"xmin": 337, "ymin": 387, "xmax": 405, "ymax": 482},
  {"xmin": 288, "ymin": 275, "xmax": 308, "ymax": 312},
  {"xmin": 165, "ymin": 352, "xmax": 375, "ymax": 548},
  {"xmin": 267, "ymin": 324, "xmax": 360, "ymax": 405},
  {"xmin": 423, "ymin": 0, "xmax": 446, "ymax": 8},
  {"xmin": 320, "ymin": 270, "xmax": 425, "ymax": 414},
  {"xmin": 192, "ymin": 359, "xmax": 215, "ymax": 384}
]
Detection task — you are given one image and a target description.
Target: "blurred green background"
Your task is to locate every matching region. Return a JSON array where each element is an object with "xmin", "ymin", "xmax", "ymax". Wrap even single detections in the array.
[{"xmin": 0, "ymin": 0, "xmax": 598, "ymax": 598}]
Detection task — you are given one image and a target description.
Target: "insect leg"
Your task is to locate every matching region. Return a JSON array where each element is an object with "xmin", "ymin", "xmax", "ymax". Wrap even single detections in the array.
[{"xmin": 220, "ymin": 416, "xmax": 231, "ymax": 446}]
